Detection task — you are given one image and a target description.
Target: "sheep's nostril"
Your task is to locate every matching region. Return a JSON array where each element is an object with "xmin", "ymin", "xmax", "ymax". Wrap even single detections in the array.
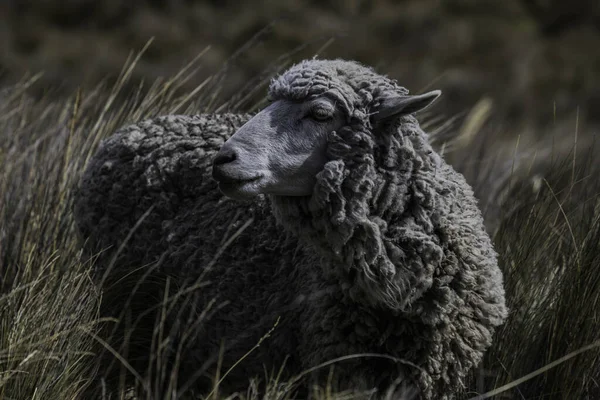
[{"xmin": 213, "ymin": 149, "xmax": 237, "ymax": 166}]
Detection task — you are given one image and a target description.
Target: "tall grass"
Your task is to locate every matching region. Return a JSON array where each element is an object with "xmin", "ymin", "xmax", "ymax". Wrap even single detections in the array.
[
  {"xmin": 0, "ymin": 47, "xmax": 240, "ymax": 399},
  {"xmin": 0, "ymin": 49, "xmax": 599, "ymax": 399},
  {"xmin": 438, "ymin": 115, "xmax": 600, "ymax": 399},
  {"xmin": 0, "ymin": 75, "xmax": 103, "ymax": 399}
]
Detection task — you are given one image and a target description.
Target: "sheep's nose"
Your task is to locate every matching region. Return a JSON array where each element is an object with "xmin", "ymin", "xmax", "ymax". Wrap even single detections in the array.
[{"xmin": 213, "ymin": 149, "xmax": 237, "ymax": 166}]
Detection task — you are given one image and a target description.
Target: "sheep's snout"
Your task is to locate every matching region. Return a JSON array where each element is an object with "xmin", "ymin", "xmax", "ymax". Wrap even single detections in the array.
[
  {"xmin": 212, "ymin": 140, "xmax": 266, "ymax": 199},
  {"xmin": 213, "ymin": 148, "xmax": 237, "ymax": 166},
  {"xmin": 211, "ymin": 156, "xmax": 262, "ymax": 185}
]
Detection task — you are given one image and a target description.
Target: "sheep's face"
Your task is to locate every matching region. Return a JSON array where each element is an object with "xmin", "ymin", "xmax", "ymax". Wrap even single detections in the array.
[{"xmin": 212, "ymin": 96, "xmax": 346, "ymax": 199}]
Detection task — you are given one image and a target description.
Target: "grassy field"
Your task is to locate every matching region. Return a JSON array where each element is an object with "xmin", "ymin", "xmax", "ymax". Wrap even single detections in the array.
[{"xmin": 0, "ymin": 51, "xmax": 599, "ymax": 399}]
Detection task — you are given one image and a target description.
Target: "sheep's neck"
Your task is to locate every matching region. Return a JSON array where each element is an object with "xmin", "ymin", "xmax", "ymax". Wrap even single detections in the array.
[
  {"xmin": 269, "ymin": 170, "xmax": 416, "ymax": 309},
  {"xmin": 269, "ymin": 121, "xmax": 439, "ymax": 310}
]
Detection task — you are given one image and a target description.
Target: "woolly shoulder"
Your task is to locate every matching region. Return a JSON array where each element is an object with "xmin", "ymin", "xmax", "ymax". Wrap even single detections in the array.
[{"xmin": 432, "ymin": 163, "xmax": 508, "ymax": 326}]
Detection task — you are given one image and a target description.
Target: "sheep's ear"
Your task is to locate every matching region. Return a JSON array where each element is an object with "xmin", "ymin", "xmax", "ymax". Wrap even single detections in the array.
[{"xmin": 374, "ymin": 90, "xmax": 441, "ymax": 121}]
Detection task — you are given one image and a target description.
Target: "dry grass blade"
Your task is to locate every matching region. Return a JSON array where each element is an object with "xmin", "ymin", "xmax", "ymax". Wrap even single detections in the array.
[{"xmin": 469, "ymin": 339, "xmax": 600, "ymax": 400}]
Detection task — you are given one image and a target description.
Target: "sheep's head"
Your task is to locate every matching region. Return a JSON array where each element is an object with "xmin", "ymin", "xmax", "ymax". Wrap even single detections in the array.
[
  {"xmin": 212, "ymin": 59, "xmax": 440, "ymax": 201},
  {"xmin": 212, "ymin": 95, "xmax": 346, "ymax": 199}
]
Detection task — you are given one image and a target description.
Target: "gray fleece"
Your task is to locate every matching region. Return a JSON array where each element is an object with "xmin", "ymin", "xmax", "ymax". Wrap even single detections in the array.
[{"xmin": 75, "ymin": 59, "xmax": 508, "ymax": 399}]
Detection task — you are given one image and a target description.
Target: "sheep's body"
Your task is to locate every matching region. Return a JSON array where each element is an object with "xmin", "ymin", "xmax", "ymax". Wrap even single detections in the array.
[
  {"xmin": 75, "ymin": 114, "xmax": 308, "ymax": 393},
  {"xmin": 75, "ymin": 113, "xmax": 251, "ymax": 268},
  {"xmin": 75, "ymin": 60, "xmax": 508, "ymax": 399}
]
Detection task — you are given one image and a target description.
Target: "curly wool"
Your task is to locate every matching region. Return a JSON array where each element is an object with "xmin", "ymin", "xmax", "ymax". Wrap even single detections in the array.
[
  {"xmin": 269, "ymin": 58, "xmax": 408, "ymax": 122},
  {"xmin": 75, "ymin": 60, "xmax": 508, "ymax": 399},
  {"xmin": 270, "ymin": 59, "xmax": 507, "ymax": 398},
  {"xmin": 75, "ymin": 113, "xmax": 251, "ymax": 267}
]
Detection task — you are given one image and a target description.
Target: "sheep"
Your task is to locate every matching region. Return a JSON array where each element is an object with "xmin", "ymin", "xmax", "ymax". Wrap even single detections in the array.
[{"xmin": 75, "ymin": 59, "xmax": 508, "ymax": 399}]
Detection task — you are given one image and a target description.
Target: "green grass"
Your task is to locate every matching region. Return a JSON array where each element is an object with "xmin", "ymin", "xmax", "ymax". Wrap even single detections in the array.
[{"xmin": 1, "ymin": 51, "xmax": 599, "ymax": 399}]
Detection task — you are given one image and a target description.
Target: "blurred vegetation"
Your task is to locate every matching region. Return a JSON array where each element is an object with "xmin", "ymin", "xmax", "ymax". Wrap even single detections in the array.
[{"xmin": 1, "ymin": 0, "xmax": 600, "ymax": 128}]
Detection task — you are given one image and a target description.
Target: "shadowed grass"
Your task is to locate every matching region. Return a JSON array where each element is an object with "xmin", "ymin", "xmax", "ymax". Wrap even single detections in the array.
[
  {"xmin": 435, "ymin": 113, "xmax": 600, "ymax": 399},
  {"xmin": 0, "ymin": 44, "xmax": 236, "ymax": 399}
]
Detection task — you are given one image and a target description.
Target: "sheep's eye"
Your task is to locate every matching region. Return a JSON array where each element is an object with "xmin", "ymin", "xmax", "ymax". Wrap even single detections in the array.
[{"xmin": 310, "ymin": 106, "xmax": 333, "ymax": 122}]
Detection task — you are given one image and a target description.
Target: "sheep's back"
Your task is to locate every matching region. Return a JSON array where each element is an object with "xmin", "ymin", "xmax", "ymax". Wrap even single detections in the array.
[{"xmin": 74, "ymin": 113, "xmax": 251, "ymax": 267}]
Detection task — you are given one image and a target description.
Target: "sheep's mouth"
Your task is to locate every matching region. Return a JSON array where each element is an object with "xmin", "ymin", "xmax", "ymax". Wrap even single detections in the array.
[
  {"xmin": 216, "ymin": 174, "xmax": 264, "ymax": 199},
  {"xmin": 216, "ymin": 174, "xmax": 262, "ymax": 185},
  {"xmin": 212, "ymin": 164, "xmax": 262, "ymax": 184}
]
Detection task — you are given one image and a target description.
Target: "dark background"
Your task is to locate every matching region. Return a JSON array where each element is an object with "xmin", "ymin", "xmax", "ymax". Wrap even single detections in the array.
[{"xmin": 1, "ymin": 0, "xmax": 599, "ymax": 128}]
